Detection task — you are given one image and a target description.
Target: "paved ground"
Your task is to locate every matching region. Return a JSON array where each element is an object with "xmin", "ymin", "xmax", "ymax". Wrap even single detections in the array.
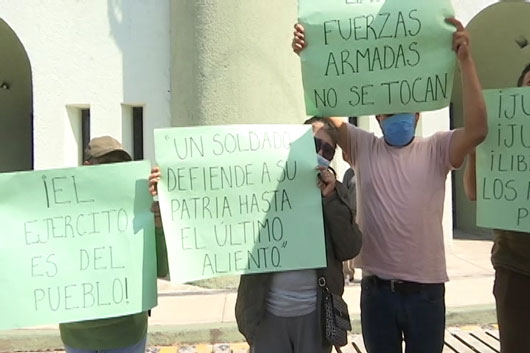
[
  {"xmin": 150, "ymin": 239, "xmax": 497, "ymax": 327},
  {"xmin": 147, "ymin": 326, "xmax": 501, "ymax": 353},
  {"xmin": 0, "ymin": 239, "xmax": 498, "ymax": 353},
  {"xmin": 7, "ymin": 326, "xmax": 502, "ymax": 353}
]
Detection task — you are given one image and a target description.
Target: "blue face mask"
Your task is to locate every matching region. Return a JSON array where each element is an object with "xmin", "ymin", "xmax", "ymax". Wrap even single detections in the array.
[{"xmin": 380, "ymin": 113, "xmax": 416, "ymax": 147}]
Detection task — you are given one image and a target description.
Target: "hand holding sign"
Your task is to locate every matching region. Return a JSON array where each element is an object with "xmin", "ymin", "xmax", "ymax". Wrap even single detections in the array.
[
  {"xmin": 317, "ymin": 166, "xmax": 336, "ymax": 197},
  {"xmin": 149, "ymin": 166, "xmax": 161, "ymax": 196},
  {"xmin": 446, "ymin": 18, "xmax": 470, "ymax": 63},
  {"xmin": 292, "ymin": 23, "xmax": 306, "ymax": 55}
]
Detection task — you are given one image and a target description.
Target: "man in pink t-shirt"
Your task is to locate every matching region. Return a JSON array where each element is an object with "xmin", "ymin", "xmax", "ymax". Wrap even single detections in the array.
[{"xmin": 293, "ymin": 19, "xmax": 487, "ymax": 353}]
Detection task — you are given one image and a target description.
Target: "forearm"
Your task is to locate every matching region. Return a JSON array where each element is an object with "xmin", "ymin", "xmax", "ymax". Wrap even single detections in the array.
[
  {"xmin": 323, "ymin": 185, "xmax": 362, "ymax": 260},
  {"xmin": 155, "ymin": 227, "xmax": 169, "ymax": 278},
  {"xmin": 463, "ymin": 149, "xmax": 477, "ymax": 201},
  {"xmin": 328, "ymin": 117, "xmax": 348, "ymax": 151},
  {"xmin": 460, "ymin": 58, "xmax": 488, "ymax": 146}
]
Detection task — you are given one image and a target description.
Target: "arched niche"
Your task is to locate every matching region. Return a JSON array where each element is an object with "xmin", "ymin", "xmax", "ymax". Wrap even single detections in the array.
[{"xmin": 0, "ymin": 18, "xmax": 33, "ymax": 172}]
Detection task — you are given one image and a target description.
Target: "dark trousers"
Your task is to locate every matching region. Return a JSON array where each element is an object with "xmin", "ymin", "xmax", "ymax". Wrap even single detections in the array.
[
  {"xmin": 494, "ymin": 267, "xmax": 530, "ymax": 353},
  {"xmin": 252, "ymin": 310, "xmax": 332, "ymax": 353},
  {"xmin": 361, "ymin": 277, "xmax": 445, "ymax": 353}
]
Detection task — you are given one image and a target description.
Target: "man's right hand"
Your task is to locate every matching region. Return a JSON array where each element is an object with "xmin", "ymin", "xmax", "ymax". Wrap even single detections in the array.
[
  {"xmin": 292, "ymin": 23, "xmax": 306, "ymax": 55},
  {"xmin": 149, "ymin": 166, "xmax": 161, "ymax": 196}
]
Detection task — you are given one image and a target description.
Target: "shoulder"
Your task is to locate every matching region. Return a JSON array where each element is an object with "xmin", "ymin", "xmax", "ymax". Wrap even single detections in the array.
[
  {"xmin": 420, "ymin": 130, "xmax": 456, "ymax": 169},
  {"xmin": 417, "ymin": 130, "xmax": 454, "ymax": 150},
  {"xmin": 429, "ymin": 130, "xmax": 455, "ymax": 144},
  {"xmin": 346, "ymin": 123, "xmax": 376, "ymax": 141}
]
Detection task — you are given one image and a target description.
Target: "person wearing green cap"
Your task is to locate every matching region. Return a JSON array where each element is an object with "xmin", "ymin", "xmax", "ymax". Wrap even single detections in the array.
[{"xmin": 59, "ymin": 136, "xmax": 169, "ymax": 353}]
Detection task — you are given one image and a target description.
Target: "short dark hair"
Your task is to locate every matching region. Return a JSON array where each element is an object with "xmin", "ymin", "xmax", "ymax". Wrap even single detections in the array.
[
  {"xmin": 303, "ymin": 116, "xmax": 324, "ymax": 125},
  {"xmin": 303, "ymin": 116, "xmax": 339, "ymax": 144},
  {"xmin": 517, "ymin": 62, "xmax": 530, "ymax": 87}
]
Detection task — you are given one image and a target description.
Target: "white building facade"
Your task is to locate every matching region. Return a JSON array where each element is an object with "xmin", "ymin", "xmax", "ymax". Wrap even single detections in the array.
[{"xmin": 2, "ymin": 0, "xmax": 522, "ymax": 237}]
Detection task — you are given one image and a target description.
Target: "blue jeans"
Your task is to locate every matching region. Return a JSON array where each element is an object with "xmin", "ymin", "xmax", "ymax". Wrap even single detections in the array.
[
  {"xmin": 361, "ymin": 277, "xmax": 445, "ymax": 353},
  {"xmin": 64, "ymin": 337, "xmax": 146, "ymax": 353}
]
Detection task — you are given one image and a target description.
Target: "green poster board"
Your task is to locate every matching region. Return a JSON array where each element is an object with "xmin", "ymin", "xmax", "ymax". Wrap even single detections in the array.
[
  {"xmin": 298, "ymin": 0, "xmax": 456, "ymax": 116},
  {"xmin": 0, "ymin": 161, "xmax": 157, "ymax": 330},
  {"xmin": 477, "ymin": 87, "xmax": 530, "ymax": 232},
  {"xmin": 154, "ymin": 125, "xmax": 326, "ymax": 283}
]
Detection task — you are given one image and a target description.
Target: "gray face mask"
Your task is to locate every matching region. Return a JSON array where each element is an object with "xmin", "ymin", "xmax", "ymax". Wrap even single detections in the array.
[{"xmin": 317, "ymin": 154, "xmax": 330, "ymax": 168}]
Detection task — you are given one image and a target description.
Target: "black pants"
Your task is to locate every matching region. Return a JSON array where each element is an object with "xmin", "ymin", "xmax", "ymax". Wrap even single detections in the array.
[{"xmin": 494, "ymin": 267, "xmax": 530, "ymax": 353}]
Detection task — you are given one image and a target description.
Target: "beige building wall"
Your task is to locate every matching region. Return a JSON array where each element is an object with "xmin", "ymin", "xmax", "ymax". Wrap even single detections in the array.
[{"xmin": 170, "ymin": 1, "xmax": 306, "ymax": 126}]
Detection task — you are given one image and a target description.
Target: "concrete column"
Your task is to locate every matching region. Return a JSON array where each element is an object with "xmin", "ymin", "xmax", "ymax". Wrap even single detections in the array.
[{"xmin": 170, "ymin": 0, "xmax": 307, "ymax": 126}]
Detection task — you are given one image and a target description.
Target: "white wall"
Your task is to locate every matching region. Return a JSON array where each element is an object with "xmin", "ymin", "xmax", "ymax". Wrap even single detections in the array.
[
  {"xmin": 453, "ymin": 0, "xmax": 499, "ymax": 25},
  {"xmin": 0, "ymin": 0, "xmax": 171, "ymax": 169}
]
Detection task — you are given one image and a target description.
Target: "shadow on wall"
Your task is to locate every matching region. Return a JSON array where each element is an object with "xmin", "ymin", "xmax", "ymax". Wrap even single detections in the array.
[
  {"xmin": 105, "ymin": 1, "xmax": 307, "ymax": 148},
  {"xmin": 0, "ymin": 18, "xmax": 33, "ymax": 172},
  {"xmin": 107, "ymin": 0, "xmax": 171, "ymax": 158},
  {"xmin": 169, "ymin": 1, "xmax": 307, "ymax": 127}
]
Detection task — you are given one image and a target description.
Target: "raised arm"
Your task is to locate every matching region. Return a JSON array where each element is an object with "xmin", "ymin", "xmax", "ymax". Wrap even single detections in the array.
[
  {"xmin": 463, "ymin": 150, "xmax": 477, "ymax": 201},
  {"xmin": 292, "ymin": 25, "xmax": 351, "ymax": 159},
  {"xmin": 149, "ymin": 166, "xmax": 161, "ymax": 196},
  {"xmin": 328, "ymin": 117, "xmax": 349, "ymax": 152},
  {"xmin": 323, "ymin": 182, "xmax": 362, "ymax": 261},
  {"xmin": 148, "ymin": 166, "xmax": 169, "ymax": 278},
  {"xmin": 446, "ymin": 18, "xmax": 488, "ymax": 169}
]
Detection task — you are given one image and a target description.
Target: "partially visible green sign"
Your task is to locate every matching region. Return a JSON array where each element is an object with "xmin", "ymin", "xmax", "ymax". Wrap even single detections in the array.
[
  {"xmin": 154, "ymin": 125, "xmax": 326, "ymax": 284},
  {"xmin": 477, "ymin": 87, "xmax": 530, "ymax": 232},
  {"xmin": 298, "ymin": 0, "xmax": 456, "ymax": 116},
  {"xmin": 0, "ymin": 161, "xmax": 157, "ymax": 330}
]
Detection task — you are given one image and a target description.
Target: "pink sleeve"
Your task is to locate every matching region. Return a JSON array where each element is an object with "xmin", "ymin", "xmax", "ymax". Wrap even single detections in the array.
[
  {"xmin": 346, "ymin": 123, "xmax": 375, "ymax": 167},
  {"xmin": 434, "ymin": 130, "xmax": 456, "ymax": 172}
]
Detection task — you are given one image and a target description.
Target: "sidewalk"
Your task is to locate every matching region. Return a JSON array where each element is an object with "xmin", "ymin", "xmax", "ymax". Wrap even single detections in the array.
[
  {"xmin": 152, "ymin": 238, "xmax": 496, "ymax": 324},
  {"xmin": 0, "ymin": 239, "xmax": 497, "ymax": 352}
]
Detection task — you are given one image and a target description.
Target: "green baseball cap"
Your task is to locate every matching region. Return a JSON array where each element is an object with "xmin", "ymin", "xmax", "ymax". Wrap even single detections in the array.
[{"xmin": 84, "ymin": 136, "xmax": 132, "ymax": 161}]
